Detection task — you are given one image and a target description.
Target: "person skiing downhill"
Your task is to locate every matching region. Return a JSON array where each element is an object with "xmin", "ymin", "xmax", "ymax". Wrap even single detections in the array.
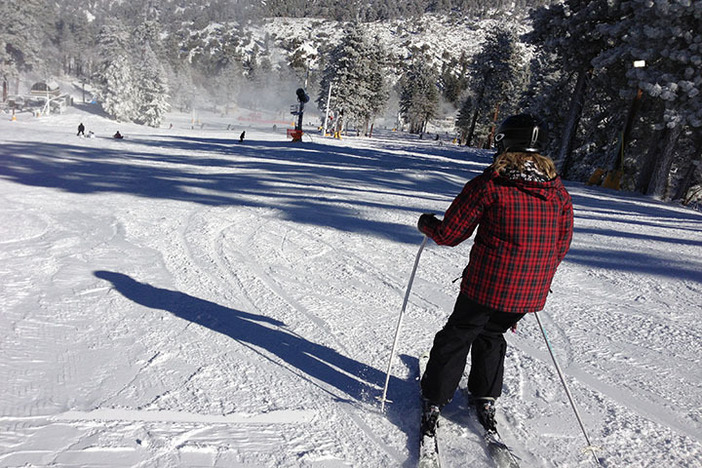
[{"xmin": 417, "ymin": 114, "xmax": 574, "ymax": 437}]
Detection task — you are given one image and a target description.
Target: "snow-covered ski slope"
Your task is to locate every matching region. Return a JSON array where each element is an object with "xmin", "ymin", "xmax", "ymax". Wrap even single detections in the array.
[{"xmin": 1, "ymin": 107, "xmax": 700, "ymax": 467}]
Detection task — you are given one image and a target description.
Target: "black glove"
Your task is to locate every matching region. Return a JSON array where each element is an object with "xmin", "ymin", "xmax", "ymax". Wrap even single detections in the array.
[{"xmin": 417, "ymin": 213, "xmax": 439, "ymax": 236}]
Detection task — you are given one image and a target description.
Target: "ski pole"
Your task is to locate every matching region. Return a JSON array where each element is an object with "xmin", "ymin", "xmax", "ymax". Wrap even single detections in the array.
[
  {"xmin": 534, "ymin": 311, "xmax": 602, "ymax": 467},
  {"xmin": 380, "ymin": 235, "xmax": 428, "ymax": 412}
]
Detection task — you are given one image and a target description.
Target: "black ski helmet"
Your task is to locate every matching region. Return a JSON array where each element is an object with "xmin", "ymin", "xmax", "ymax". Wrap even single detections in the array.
[{"xmin": 494, "ymin": 114, "xmax": 548, "ymax": 154}]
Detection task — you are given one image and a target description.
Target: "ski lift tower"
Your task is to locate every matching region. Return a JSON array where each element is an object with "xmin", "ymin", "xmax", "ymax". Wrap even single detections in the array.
[{"xmin": 289, "ymin": 87, "xmax": 309, "ymax": 142}]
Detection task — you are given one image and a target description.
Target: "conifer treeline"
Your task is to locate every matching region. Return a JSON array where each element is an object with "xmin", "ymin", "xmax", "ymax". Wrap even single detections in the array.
[{"xmin": 1, "ymin": 0, "xmax": 700, "ymax": 202}]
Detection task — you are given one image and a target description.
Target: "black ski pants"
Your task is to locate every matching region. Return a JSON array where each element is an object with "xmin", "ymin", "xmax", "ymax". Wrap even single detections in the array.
[{"xmin": 421, "ymin": 294, "xmax": 525, "ymax": 406}]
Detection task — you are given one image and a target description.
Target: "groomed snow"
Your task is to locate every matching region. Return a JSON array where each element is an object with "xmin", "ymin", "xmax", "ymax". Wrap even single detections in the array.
[{"xmin": 1, "ymin": 105, "xmax": 700, "ymax": 467}]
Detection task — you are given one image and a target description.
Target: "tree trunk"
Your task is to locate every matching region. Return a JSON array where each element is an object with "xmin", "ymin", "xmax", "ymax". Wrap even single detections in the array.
[
  {"xmin": 673, "ymin": 162, "xmax": 697, "ymax": 201},
  {"xmin": 616, "ymin": 88, "xmax": 644, "ymax": 169},
  {"xmin": 466, "ymin": 85, "xmax": 485, "ymax": 147},
  {"xmin": 647, "ymin": 123, "xmax": 683, "ymax": 199},
  {"xmin": 466, "ymin": 108, "xmax": 480, "ymax": 146},
  {"xmin": 636, "ymin": 127, "xmax": 664, "ymax": 194},
  {"xmin": 558, "ymin": 69, "xmax": 591, "ymax": 178},
  {"xmin": 672, "ymin": 129, "xmax": 702, "ymax": 200},
  {"xmin": 486, "ymin": 102, "xmax": 501, "ymax": 149}
]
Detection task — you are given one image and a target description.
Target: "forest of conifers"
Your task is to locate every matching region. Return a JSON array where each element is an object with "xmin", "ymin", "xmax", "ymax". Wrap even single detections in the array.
[{"xmin": 1, "ymin": 0, "xmax": 700, "ymax": 203}]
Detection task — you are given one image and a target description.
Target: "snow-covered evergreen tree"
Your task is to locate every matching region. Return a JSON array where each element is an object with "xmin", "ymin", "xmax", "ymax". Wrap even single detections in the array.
[
  {"xmin": 524, "ymin": 0, "xmax": 628, "ymax": 178},
  {"xmin": 132, "ymin": 20, "xmax": 170, "ymax": 127},
  {"xmin": 316, "ymin": 24, "xmax": 388, "ymax": 133},
  {"xmin": 438, "ymin": 51, "xmax": 469, "ymax": 108},
  {"xmin": 205, "ymin": 27, "xmax": 245, "ymax": 111},
  {"xmin": 399, "ymin": 57, "xmax": 440, "ymax": 134},
  {"xmin": 456, "ymin": 26, "xmax": 525, "ymax": 147},
  {"xmin": 455, "ymin": 96, "xmax": 475, "ymax": 145},
  {"xmin": 168, "ymin": 60, "xmax": 195, "ymax": 113},
  {"xmin": 134, "ymin": 43, "xmax": 170, "ymax": 127},
  {"xmin": 595, "ymin": 0, "xmax": 702, "ymax": 199},
  {"xmin": 366, "ymin": 35, "xmax": 390, "ymax": 130},
  {"xmin": 525, "ymin": 0, "xmax": 700, "ymax": 198},
  {"xmin": 0, "ymin": 0, "xmax": 49, "ymax": 77},
  {"xmin": 240, "ymin": 44, "xmax": 272, "ymax": 110},
  {"xmin": 94, "ymin": 21, "xmax": 136, "ymax": 122},
  {"xmin": 53, "ymin": 5, "xmax": 97, "ymax": 78}
]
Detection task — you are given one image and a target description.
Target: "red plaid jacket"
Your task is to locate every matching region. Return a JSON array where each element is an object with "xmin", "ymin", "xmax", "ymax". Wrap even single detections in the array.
[{"xmin": 422, "ymin": 168, "xmax": 573, "ymax": 313}]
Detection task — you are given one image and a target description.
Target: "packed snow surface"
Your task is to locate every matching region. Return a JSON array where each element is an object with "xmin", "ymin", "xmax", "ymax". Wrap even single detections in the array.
[{"xmin": 1, "ymin": 106, "xmax": 701, "ymax": 467}]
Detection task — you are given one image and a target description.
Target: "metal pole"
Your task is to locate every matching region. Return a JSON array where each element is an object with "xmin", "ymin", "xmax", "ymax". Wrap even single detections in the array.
[
  {"xmin": 322, "ymin": 82, "xmax": 332, "ymax": 137},
  {"xmin": 380, "ymin": 236, "xmax": 428, "ymax": 412},
  {"xmin": 534, "ymin": 311, "xmax": 601, "ymax": 466}
]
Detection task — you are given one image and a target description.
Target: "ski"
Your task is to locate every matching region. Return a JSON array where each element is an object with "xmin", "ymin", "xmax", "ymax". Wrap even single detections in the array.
[
  {"xmin": 461, "ymin": 388, "xmax": 520, "ymax": 468},
  {"xmin": 418, "ymin": 351, "xmax": 441, "ymax": 468},
  {"xmin": 419, "ymin": 432, "xmax": 440, "ymax": 468},
  {"xmin": 482, "ymin": 430, "xmax": 520, "ymax": 468}
]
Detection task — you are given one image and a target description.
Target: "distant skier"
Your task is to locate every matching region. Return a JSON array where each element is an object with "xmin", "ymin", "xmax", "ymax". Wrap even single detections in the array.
[
  {"xmin": 417, "ymin": 114, "xmax": 574, "ymax": 437},
  {"xmin": 113, "ymin": 131, "xmax": 123, "ymax": 139},
  {"xmin": 77, "ymin": 123, "xmax": 85, "ymax": 136},
  {"xmin": 240, "ymin": 131, "xmax": 245, "ymax": 142}
]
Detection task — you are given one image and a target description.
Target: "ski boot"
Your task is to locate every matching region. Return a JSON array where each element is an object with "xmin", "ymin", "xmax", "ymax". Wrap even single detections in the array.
[
  {"xmin": 420, "ymin": 399, "xmax": 442, "ymax": 437},
  {"xmin": 474, "ymin": 397, "xmax": 497, "ymax": 433}
]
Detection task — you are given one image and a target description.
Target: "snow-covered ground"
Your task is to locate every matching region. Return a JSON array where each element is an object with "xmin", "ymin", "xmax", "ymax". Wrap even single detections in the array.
[{"xmin": 1, "ymin": 105, "xmax": 701, "ymax": 468}]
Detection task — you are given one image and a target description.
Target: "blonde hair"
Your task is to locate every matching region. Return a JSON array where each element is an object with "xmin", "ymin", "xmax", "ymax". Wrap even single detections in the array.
[{"xmin": 490, "ymin": 152, "xmax": 558, "ymax": 180}]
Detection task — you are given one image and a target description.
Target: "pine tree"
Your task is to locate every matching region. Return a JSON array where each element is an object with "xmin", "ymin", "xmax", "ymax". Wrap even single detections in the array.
[
  {"xmin": 595, "ymin": 0, "xmax": 702, "ymax": 199},
  {"xmin": 366, "ymin": 35, "xmax": 390, "ymax": 130},
  {"xmin": 53, "ymin": 7, "xmax": 96, "ymax": 78},
  {"xmin": 0, "ymin": 0, "xmax": 49, "ymax": 77},
  {"xmin": 132, "ymin": 19, "xmax": 170, "ymax": 127},
  {"xmin": 524, "ymin": 0, "xmax": 619, "ymax": 176},
  {"xmin": 169, "ymin": 60, "xmax": 195, "ymax": 112},
  {"xmin": 134, "ymin": 43, "xmax": 170, "ymax": 127},
  {"xmin": 209, "ymin": 27, "xmax": 244, "ymax": 110},
  {"xmin": 94, "ymin": 21, "xmax": 136, "ymax": 122},
  {"xmin": 455, "ymin": 96, "xmax": 475, "ymax": 145},
  {"xmin": 399, "ymin": 57, "xmax": 440, "ymax": 134},
  {"xmin": 439, "ymin": 51, "xmax": 469, "ymax": 108},
  {"xmin": 317, "ymin": 23, "xmax": 387, "ymax": 133},
  {"xmin": 457, "ymin": 26, "xmax": 525, "ymax": 147},
  {"xmin": 101, "ymin": 54, "xmax": 136, "ymax": 121}
]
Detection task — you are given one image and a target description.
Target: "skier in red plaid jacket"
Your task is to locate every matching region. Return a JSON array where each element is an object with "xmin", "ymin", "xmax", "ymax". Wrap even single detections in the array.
[{"xmin": 419, "ymin": 114, "xmax": 574, "ymax": 437}]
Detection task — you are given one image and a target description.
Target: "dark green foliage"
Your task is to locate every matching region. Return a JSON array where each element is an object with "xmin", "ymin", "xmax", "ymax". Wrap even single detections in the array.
[
  {"xmin": 456, "ymin": 26, "xmax": 525, "ymax": 146},
  {"xmin": 523, "ymin": 0, "xmax": 702, "ymax": 200},
  {"xmin": 317, "ymin": 24, "xmax": 388, "ymax": 132},
  {"xmin": 399, "ymin": 58, "xmax": 440, "ymax": 133},
  {"xmin": 3, "ymin": 0, "xmax": 698, "ymax": 201}
]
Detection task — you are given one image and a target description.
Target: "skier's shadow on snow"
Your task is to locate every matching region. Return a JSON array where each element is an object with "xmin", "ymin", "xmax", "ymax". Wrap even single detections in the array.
[{"xmin": 93, "ymin": 270, "xmax": 413, "ymax": 408}]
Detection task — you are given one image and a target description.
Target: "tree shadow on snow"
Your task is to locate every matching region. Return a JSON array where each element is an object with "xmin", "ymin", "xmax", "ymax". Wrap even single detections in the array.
[
  {"xmin": 0, "ymin": 137, "xmax": 475, "ymax": 244},
  {"xmin": 93, "ymin": 270, "xmax": 419, "ymax": 451}
]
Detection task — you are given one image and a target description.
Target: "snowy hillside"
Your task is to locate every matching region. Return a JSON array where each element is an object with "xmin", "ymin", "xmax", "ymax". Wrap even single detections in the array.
[
  {"xmin": 175, "ymin": 13, "xmax": 529, "ymax": 96},
  {"xmin": 0, "ymin": 106, "xmax": 701, "ymax": 468},
  {"xmin": 257, "ymin": 15, "xmax": 519, "ymax": 70}
]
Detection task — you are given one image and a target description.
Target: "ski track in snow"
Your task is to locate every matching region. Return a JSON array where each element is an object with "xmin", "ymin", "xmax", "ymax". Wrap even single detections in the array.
[{"xmin": 1, "ymin": 108, "xmax": 701, "ymax": 467}]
